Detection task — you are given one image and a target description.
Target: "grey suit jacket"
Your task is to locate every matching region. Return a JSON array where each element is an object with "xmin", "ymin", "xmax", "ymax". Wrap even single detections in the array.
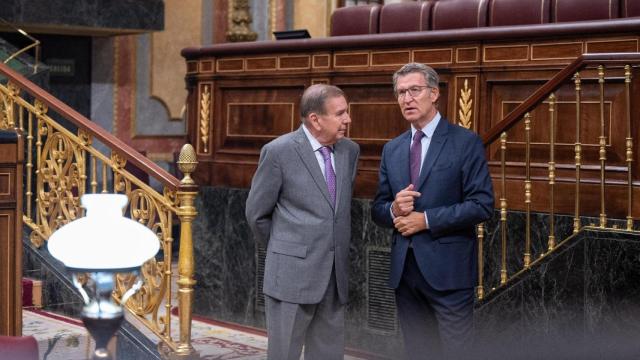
[{"xmin": 246, "ymin": 126, "xmax": 360, "ymax": 305}]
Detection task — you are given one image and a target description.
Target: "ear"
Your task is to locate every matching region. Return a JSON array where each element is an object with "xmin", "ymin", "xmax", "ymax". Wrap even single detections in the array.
[
  {"xmin": 308, "ymin": 112, "xmax": 322, "ymax": 131},
  {"xmin": 430, "ymin": 87, "xmax": 440, "ymax": 103}
]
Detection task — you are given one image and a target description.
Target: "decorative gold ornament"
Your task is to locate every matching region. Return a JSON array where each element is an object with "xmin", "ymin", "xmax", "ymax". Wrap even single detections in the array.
[
  {"xmin": 458, "ymin": 79, "xmax": 473, "ymax": 129},
  {"xmin": 0, "ymin": 77, "xmax": 197, "ymax": 353},
  {"xmin": 227, "ymin": 0, "xmax": 258, "ymax": 42},
  {"xmin": 200, "ymin": 85, "xmax": 211, "ymax": 153},
  {"xmin": 177, "ymin": 144, "xmax": 198, "ymax": 186}
]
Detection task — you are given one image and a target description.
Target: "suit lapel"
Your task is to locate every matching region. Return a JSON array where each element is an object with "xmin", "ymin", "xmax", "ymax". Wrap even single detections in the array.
[
  {"xmin": 293, "ymin": 127, "xmax": 334, "ymax": 209},
  {"xmin": 416, "ymin": 118, "xmax": 449, "ymax": 190},
  {"xmin": 395, "ymin": 130, "xmax": 412, "ymax": 187},
  {"xmin": 333, "ymin": 139, "xmax": 349, "ymax": 208}
]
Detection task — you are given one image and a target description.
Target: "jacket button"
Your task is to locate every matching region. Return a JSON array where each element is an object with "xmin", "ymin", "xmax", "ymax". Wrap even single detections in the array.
[{"xmin": 330, "ymin": 246, "xmax": 335, "ymax": 251}]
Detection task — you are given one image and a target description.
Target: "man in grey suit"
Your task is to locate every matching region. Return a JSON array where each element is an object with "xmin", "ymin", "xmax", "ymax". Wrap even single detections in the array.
[{"xmin": 246, "ymin": 84, "xmax": 360, "ymax": 360}]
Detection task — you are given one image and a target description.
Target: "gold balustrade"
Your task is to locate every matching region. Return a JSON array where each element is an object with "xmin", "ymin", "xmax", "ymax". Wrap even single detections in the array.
[
  {"xmin": 478, "ymin": 54, "xmax": 640, "ymax": 300},
  {"xmin": 0, "ymin": 61, "xmax": 199, "ymax": 358}
]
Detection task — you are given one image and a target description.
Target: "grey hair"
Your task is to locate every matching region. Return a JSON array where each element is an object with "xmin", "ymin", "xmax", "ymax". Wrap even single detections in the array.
[
  {"xmin": 392, "ymin": 63, "xmax": 440, "ymax": 94},
  {"xmin": 300, "ymin": 84, "xmax": 345, "ymax": 123}
]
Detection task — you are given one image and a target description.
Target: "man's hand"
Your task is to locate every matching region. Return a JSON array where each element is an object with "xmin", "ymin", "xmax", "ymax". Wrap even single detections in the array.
[
  {"xmin": 393, "ymin": 211, "xmax": 427, "ymax": 236},
  {"xmin": 392, "ymin": 184, "xmax": 421, "ymax": 217}
]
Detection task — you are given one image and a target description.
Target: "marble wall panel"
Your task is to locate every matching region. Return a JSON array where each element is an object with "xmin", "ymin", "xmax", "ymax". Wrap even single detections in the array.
[{"xmin": 193, "ymin": 186, "xmax": 640, "ymax": 357}]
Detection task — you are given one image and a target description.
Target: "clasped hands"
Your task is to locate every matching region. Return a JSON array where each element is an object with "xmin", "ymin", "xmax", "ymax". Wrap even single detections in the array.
[{"xmin": 391, "ymin": 184, "xmax": 427, "ymax": 237}]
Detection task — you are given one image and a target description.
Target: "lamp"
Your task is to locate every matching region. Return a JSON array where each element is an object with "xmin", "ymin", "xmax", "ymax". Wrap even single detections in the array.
[{"xmin": 48, "ymin": 194, "xmax": 160, "ymax": 360}]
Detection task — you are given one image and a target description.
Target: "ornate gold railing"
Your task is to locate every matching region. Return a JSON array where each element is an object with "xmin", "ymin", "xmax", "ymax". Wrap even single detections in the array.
[
  {"xmin": 0, "ymin": 61, "xmax": 198, "ymax": 358},
  {"xmin": 477, "ymin": 53, "xmax": 640, "ymax": 300}
]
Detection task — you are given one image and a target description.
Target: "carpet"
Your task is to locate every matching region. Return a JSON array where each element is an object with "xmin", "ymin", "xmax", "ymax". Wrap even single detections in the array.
[
  {"xmin": 24, "ymin": 308, "xmax": 369, "ymax": 360},
  {"xmin": 22, "ymin": 309, "xmax": 94, "ymax": 360}
]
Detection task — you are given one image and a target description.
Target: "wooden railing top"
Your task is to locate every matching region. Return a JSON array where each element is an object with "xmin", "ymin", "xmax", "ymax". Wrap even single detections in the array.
[
  {"xmin": 182, "ymin": 18, "xmax": 640, "ymax": 59},
  {"xmin": 0, "ymin": 61, "xmax": 181, "ymax": 189},
  {"xmin": 482, "ymin": 52, "xmax": 640, "ymax": 145}
]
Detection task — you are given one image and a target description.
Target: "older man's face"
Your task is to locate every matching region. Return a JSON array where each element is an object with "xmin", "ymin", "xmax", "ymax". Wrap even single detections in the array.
[{"xmin": 311, "ymin": 95, "xmax": 351, "ymax": 146}]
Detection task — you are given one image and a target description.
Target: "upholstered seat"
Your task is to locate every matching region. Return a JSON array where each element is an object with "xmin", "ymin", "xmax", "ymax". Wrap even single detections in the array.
[
  {"xmin": 552, "ymin": 0, "xmax": 619, "ymax": 22},
  {"xmin": 622, "ymin": 0, "xmax": 640, "ymax": 17},
  {"xmin": 431, "ymin": 0, "xmax": 490, "ymax": 30},
  {"xmin": 379, "ymin": 1, "xmax": 432, "ymax": 33},
  {"xmin": 0, "ymin": 336, "xmax": 38, "ymax": 360},
  {"xmin": 330, "ymin": 4, "xmax": 381, "ymax": 36},
  {"xmin": 489, "ymin": 0, "xmax": 550, "ymax": 26}
]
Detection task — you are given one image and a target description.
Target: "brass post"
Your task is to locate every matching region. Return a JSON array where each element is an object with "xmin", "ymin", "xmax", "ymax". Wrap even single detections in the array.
[
  {"xmin": 574, "ymin": 72, "xmax": 582, "ymax": 233},
  {"xmin": 598, "ymin": 65, "xmax": 607, "ymax": 228},
  {"xmin": 477, "ymin": 223, "xmax": 485, "ymax": 300},
  {"xmin": 34, "ymin": 100, "xmax": 46, "ymax": 238},
  {"xmin": 500, "ymin": 132, "xmax": 508, "ymax": 285},
  {"xmin": 169, "ymin": 144, "xmax": 199, "ymax": 359},
  {"xmin": 91, "ymin": 157, "xmax": 97, "ymax": 193},
  {"xmin": 524, "ymin": 113, "xmax": 532, "ymax": 267},
  {"xmin": 101, "ymin": 162, "xmax": 107, "ymax": 193},
  {"xmin": 548, "ymin": 93, "xmax": 556, "ymax": 251},
  {"xmin": 26, "ymin": 111, "xmax": 33, "ymax": 220},
  {"xmin": 625, "ymin": 65, "xmax": 634, "ymax": 231}
]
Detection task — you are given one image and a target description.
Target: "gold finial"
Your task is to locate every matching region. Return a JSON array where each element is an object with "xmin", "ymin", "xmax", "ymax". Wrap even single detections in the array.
[{"xmin": 177, "ymin": 143, "xmax": 198, "ymax": 185}]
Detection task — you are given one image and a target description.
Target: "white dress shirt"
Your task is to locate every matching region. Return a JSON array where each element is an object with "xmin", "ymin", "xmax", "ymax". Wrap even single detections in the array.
[
  {"xmin": 302, "ymin": 124, "xmax": 336, "ymax": 178},
  {"xmin": 391, "ymin": 112, "xmax": 442, "ymax": 230}
]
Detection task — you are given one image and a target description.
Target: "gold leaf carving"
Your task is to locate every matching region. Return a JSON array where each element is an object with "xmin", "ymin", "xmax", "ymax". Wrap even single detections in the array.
[
  {"xmin": 458, "ymin": 79, "xmax": 473, "ymax": 129},
  {"xmin": 200, "ymin": 85, "xmax": 211, "ymax": 153}
]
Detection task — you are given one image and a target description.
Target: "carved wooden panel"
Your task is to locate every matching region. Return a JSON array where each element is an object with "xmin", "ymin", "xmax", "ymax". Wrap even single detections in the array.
[
  {"xmin": 531, "ymin": 42, "xmax": 583, "ymax": 60},
  {"xmin": 186, "ymin": 61, "xmax": 198, "ymax": 74},
  {"xmin": 413, "ymin": 48, "xmax": 453, "ymax": 65},
  {"xmin": 217, "ymin": 58, "xmax": 244, "ymax": 72},
  {"xmin": 199, "ymin": 60, "xmax": 214, "ymax": 73},
  {"xmin": 313, "ymin": 54, "xmax": 331, "ymax": 69},
  {"xmin": 371, "ymin": 51, "xmax": 411, "ymax": 67},
  {"xmin": 349, "ymin": 102, "xmax": 405, "ymax": 142},
  {"xmin": 217, "ymin": 85, "xmax": 304, "ymax": 156},
  {"xmin": 246, "ymin": 57, "xmax": 277, "ymax": 71},
  {"xmin": 456, "ymin": 47, "xmax": 479, "ymax": 63},
  {"xmin": 0, "ymin": 169, "xmax": 14, "ymax": 201},
  {"xmin": 334, "ymin": 52, "xmax": 370, "ymax": 68},
  {"xmin": 586, "ymin": 39, "xmax": 638, "ymax": 53},
  {"xmin": 226, "ymin": 103, "xmax": 295, "ymax": 139},
  {"xmin": 484, "ymin": 45, "xmax": 529, "ymax": 62},
  {"xmin": 0, "ymin": 138, "xmax": 22, "ymax": 336},
  {"xmin": 279, "ymin": 56, "xmax": 310, "ymax": 70}
]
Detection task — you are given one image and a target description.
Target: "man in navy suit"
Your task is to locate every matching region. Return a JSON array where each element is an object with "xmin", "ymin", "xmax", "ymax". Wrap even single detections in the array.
[{"xmin": 371, "ymin": 63, "xmax": 494, "ymax": 359}]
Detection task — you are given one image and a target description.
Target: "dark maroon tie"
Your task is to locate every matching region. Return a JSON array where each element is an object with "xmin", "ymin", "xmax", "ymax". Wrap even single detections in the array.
[{"xmin": 410, "ymin": 130, "xmax": 424, "ymax": 185}]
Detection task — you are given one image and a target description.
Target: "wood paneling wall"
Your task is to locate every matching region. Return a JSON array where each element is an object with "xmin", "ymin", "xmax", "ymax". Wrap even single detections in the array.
[
  {"xmin": 184, "ymin": 32, "xmax": 640, "ymax": 217},
  {"xmin": 0, "ymin": 131, "xmax": 23, "ymax": 336}
]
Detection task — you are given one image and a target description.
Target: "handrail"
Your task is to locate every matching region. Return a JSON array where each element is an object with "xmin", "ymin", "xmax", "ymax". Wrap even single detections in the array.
[
  {"xmin": 0, "ymin": 60, "xmax": 180, "ymax": 189},
  {"xmin": 482, "ymin": 52, "xmax": 640, "ymax": 145},
  {"xmin": 476, "ymin": 51, "xmax": 640, "ymax": 301},
  {"xmin": 0, "ymin": 18, "xmax": 40, "ymax": 73}
]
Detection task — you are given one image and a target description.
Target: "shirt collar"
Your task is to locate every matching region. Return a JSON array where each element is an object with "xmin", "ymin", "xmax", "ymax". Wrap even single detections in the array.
[
  {"xmin": 302, "ymin": 124, "xmax": 330, "ymax": 152},
  {"xmin": 411, "ymin": 112, "xmax": 441, "ymax": 138}
]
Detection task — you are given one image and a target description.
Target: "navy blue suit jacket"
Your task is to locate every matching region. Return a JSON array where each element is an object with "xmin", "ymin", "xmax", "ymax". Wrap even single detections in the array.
[{"xmin": 371, "ymin": 118, "xmax": 494, "ymax": 291}]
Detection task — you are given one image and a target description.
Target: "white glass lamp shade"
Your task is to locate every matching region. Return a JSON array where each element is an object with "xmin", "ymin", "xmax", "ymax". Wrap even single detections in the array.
[{"xmin": 48, "ymin": 194, "xmax": 160, "ymax": 272}]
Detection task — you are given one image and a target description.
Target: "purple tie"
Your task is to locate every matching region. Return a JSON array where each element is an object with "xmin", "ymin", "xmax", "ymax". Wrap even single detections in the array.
[
  {"xmin": 319, "ymin": 146, "xmax": 336, "ymax": 206},
  {"xmin": 410, "ymin": 130, "xmax": 424, "ymax": 185}
]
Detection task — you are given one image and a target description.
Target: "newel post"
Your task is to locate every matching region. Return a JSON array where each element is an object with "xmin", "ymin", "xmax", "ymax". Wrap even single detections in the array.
[{"xmin": 171, "ymin": 143, "xmax": 199, "ymax": 359}]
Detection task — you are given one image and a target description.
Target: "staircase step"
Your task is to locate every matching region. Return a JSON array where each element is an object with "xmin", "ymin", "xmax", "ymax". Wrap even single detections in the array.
[{"xmin": 21, "ymin": 278, "xmax": 42, "ymax": 309}]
